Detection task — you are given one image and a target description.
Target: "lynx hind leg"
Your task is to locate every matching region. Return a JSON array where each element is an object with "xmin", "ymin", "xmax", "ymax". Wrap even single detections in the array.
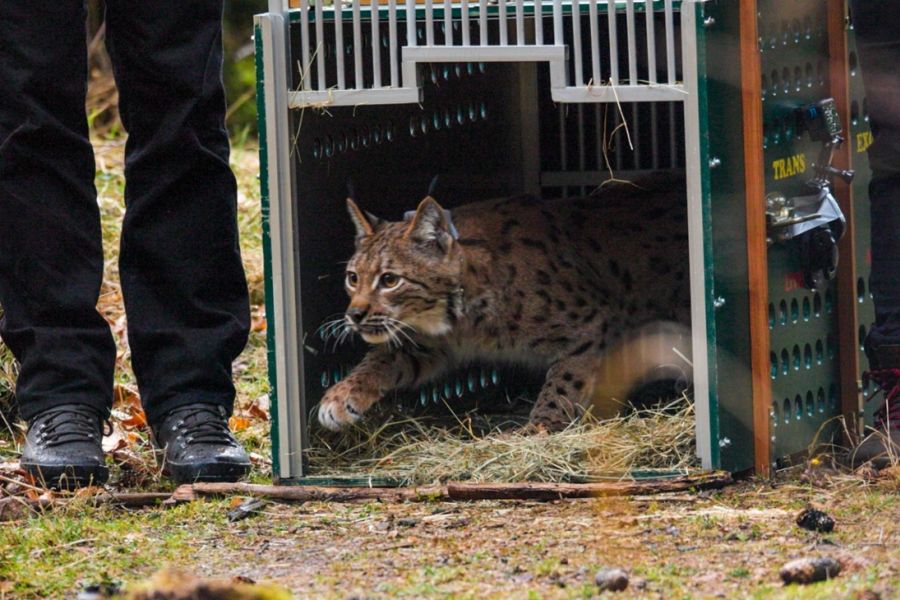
[{"xmin": 529, "ymin": 356, "xmax": 599, "ymax": 431}]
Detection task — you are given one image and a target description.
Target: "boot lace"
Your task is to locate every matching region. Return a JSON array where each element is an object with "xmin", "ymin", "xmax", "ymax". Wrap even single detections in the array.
[
  {"xmin": 866, "ymin": 368, "xmax": 900, "ymax": 431},
  {"xmin": 169, "ymin": 405, "xmax": 237, "ymax": 446},
  {"xmin": 35, "ymin": 405, "xmax": 110, "ymax": 448}
]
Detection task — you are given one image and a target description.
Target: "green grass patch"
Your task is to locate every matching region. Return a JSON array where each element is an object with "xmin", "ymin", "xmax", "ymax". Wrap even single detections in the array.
[{"xmin": 0, "ymin": 500, "xmax": 233, "ymax": 598}]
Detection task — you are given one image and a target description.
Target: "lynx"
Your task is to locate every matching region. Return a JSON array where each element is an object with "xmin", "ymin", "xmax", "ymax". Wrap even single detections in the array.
[{"xmin": 318, "ymin": 180, "xmax": 690, "ymax": 431}]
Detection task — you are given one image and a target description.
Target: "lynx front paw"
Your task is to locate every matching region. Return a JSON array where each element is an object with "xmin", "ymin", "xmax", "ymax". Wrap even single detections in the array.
[{"xmin": 317, "ymin": 380, "xmax": 377, "ymax": 431}]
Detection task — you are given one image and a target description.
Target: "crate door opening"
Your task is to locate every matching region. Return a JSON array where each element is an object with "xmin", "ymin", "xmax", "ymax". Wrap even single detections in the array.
[
  {"xmin": 270, "ymin": 5, "xmax": 695, "ymax": 481},
  {"xmin": 291, "ymin": 67, "xmax": 696, "ymax": 482}
]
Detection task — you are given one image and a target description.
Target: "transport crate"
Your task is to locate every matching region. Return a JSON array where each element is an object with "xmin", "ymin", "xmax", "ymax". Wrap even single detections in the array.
[{"xmin": 254, "ymin": 0, "xmax": 873, "ymax": 483}]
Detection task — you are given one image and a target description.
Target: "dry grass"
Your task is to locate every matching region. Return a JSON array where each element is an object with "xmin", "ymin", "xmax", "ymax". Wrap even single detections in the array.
[
  {"xmin": 307, "ymin": 396, "xmax": 700, "ymax": 484},
  {"xmin": 0, "ymin": 344, "xmax": 15, "ymax": 419}
]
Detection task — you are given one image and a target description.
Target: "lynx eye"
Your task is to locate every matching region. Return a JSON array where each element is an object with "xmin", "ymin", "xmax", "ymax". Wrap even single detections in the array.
[
  {"xmin": 346, "ymin": 271, "xmax": 359, "ymax": 288},
  {"xmin": 379, "ymin": 272, "xmax": 402, "ymax": 290}
]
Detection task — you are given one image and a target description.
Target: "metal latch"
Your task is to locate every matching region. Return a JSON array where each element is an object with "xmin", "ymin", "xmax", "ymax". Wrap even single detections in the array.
[{"xmin": 764, "ymin": 98, "xmax": 855, "ymax": 291}]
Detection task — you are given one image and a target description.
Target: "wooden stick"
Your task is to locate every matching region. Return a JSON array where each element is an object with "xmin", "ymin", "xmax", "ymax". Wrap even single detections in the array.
[
  {"xmin": 0, "ymin": 472, "xmax": 732, "ymax": 520},
  {"xmin": 185, "ymin": 472, "xmax": 732, "ymax": 503},
  {"xmin": 446, "ymin": 472, "xmax": 733, "ymax": 500},
  {"xmin": 187, "ymin": 482, "xmax": 447, "ymax": 503}
]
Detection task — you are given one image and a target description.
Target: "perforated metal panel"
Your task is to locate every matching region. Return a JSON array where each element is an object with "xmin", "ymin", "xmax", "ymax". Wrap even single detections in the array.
[{"xmin": 756, "ymin": 0, "xmax": 843, "ymax": 462}]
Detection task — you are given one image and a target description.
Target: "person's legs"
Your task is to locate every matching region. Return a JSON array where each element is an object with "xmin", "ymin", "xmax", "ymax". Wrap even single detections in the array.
[
  {"xmin": 0, "ymin": 2, "xmax": 115, "ymax": 486},
  {"xmin": 104, "ymin": 0, "xmax": 250, "ymax": 481},
  {"xmin": 103, "ymin": 0, "xmax": 250, "ymax": 426},
  {"xmin": 0, "ymin": 2, "xmax": 116, "ymax": 422},
  {"xmin": 852, "ymin": 1, "xmax": 900, "ymax": 353},
  {"xmin": 850, "ymin": 0, "xmax": 900, "ymax": 466}
]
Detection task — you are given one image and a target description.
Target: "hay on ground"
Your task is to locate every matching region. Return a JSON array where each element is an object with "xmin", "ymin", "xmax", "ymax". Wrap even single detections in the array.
[{"xmin": 306, "ymin": 396, "xmax": 699, "ymax": 485}]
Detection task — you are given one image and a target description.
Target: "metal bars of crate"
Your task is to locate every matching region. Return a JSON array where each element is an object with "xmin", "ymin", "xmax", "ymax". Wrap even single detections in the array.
[{"xmin": 287, "ymin": 0, "xmax": 685, "ymax": 108}]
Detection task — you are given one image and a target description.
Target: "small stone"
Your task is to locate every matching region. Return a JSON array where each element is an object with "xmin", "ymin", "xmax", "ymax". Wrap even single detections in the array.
[
  {"xmin": 396, "ymin": 517, "xmax": 418, "ymax": 527},
  {"xmin": 779, "ymin": 557, "xmax": 842, "ymax": 585},
  {"xmin": 594, "ymin": 568, "xmax": 629, "ymax": 592},
  {"xmin": 796, "ymin": 507, "xmax": 835, "ymax": 533}
]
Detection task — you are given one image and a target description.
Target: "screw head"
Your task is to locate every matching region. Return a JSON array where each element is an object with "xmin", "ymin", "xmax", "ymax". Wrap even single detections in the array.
[
  {"xmin": 719, "ymin": 437, "xmax": 732, "ymax": 449},
  {"xmin": 704, "ymin": 16, "xmax": 716, "ymax": 27},
  {"xmin": 709, "ymin": 157, "xmax": 722, "ymax": 168},
  {"xmin": 713, "ymin": 296, "xmax": 726, "ymax": 309}
]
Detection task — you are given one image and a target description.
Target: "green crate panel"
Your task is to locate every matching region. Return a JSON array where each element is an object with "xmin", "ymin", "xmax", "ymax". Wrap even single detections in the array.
[
  {"xmin": 847, "ymin": 23, "xmax": 878, "ymax": 423},
  {"xmin": 758, "ymin": 0, "xmax": 843, "ymax": 461}
]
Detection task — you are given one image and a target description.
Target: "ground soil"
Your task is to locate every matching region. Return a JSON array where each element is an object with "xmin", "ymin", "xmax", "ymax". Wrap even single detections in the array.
[{"xmin": 171, "ymin": 475, "xmax": 898, "ymax": 599}]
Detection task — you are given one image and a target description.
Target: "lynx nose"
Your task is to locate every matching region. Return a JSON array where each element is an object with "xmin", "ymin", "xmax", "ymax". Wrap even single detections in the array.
[{"xmin": 346, "ymin": 306, "xmax": 368, "ymax": 324}]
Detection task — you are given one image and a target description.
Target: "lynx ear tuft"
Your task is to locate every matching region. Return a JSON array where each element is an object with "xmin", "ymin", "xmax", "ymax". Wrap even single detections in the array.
[
  {"xmin": 404, "ymin": 196, "xmax": 453, "ymax": 251},
  {"xmin": 346, "ymin": 198, "xmax": 379, "ymax": 241}
]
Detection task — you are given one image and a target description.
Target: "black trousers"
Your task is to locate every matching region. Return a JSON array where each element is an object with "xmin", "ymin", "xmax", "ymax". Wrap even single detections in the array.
[
  {"xmin": 851, "ymin": 0, "xmax": 900, "ymax": 354},
  {"xmin": 0, "ymin": 2, "xmax": 250, "ymax": 424}
]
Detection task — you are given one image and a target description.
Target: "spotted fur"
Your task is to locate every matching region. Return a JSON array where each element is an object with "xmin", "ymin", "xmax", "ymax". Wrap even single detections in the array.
[{"xmin": 318, "ymin": 179, "xmax": 689, "ymax": 431}]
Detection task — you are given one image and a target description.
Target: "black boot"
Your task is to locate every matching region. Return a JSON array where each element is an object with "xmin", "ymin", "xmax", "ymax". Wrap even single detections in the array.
[
  {"xmin": 20, "ymin": 404, "xmax": 109, "ymax": 489},
  {"xmin": 153, "ymin": 404, "xmax": 251, "ymax": 484},
  {"xmin": 853, "ymin": 345, "xmax": 900, "ymax": 468}
]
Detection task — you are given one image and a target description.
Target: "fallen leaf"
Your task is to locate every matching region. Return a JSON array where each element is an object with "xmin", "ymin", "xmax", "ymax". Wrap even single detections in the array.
[
  {"xmin": 102, "ymin": 429, "xmax": 128, "ymax": 453},
  {"xmin": 229, "ymin": 416, "xmax": 251, "ymax": 432},
  {"xmin": 0, "ymin": 461, "xmax": 24, "ymax": 475},
  {"xmin": 248, "ymin": 394, "xmax": 270, "ymax": 421},
  {"xmin": 249, "ymin": 452, "xmax": 272, "ymax": 466},
  {"xmin": 0, "ymin": 498, "xmax": 39, "ymax": 522},
  {"xmin": 113, "ymin": 383, "xmax": 141, "ymax": 410},
  {"xmin": 251, "ymin": 316, "xmax": 267, "ymax": 332},
  {"xmin": 74, "ymin": 486, "xmax": 105, "ymax": 498},
  {"xmin": 121, "ymin": 408, "xmax": 148, "ymax": 429},
  {"xmin": 248, "ymin": 406, "xmax": 268, "ymax": 421},
  {"xmin": 880, "ymin": 465, "xmax": 900, "ymax": 482}
]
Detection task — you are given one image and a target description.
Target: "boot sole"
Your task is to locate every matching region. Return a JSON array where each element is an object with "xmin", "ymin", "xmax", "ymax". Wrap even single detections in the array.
[
  {"xmin": 20, "ymin": 462, "xmax": 109, "ymax": 490},
  {"xmin": 163, "ymin": 460, "xmax": 251, "ymax": 484}
]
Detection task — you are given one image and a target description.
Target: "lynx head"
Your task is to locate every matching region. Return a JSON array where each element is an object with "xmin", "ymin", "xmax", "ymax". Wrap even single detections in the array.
[{"xmin": 343, "ymin": 196, "xmax": 465, "ymax": 344}]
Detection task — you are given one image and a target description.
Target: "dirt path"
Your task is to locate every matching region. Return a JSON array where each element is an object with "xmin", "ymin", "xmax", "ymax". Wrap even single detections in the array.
[{"xmin": 165, "ymin": 478, "xmax": 897, "ymax": 599}]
